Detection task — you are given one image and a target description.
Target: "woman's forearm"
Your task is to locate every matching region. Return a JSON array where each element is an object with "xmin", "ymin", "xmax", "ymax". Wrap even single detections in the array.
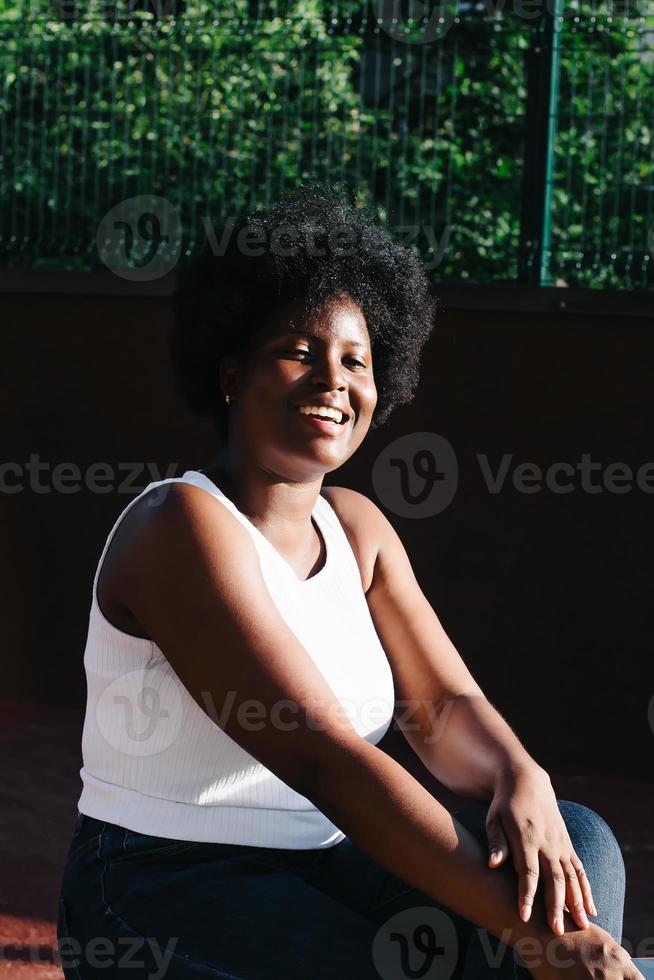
[
  {"xmin": 304, "ymin": 737, "xmax": 553, "ymax": 953},
  {"xmin": 410, "ymin": 692, "xmax": 542, "ymax": 799}
]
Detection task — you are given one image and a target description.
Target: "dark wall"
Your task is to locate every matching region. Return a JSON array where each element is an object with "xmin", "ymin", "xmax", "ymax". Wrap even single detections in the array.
[{"xmin": 3, "ymin": 291, "xmax": 652, "ymax": 781}]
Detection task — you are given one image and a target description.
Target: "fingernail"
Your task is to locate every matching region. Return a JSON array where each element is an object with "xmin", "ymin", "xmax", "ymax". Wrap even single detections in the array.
[
  {"xmin": 579, "ymin": 910, "xmax": 589, "ymax": 927},
  {"xmin": 521, "ymin": 904, "xmax": 531, "ymax": 922},
  {"xmin": 490, "ymin": 850, "xmax": 501, "ymax": 863},
  {"xmin": 591, "ymin": 903, "xmax": 598, "ymax": 917}
]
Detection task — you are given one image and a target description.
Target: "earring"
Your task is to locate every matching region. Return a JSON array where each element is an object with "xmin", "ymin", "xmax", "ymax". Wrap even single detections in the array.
[{"xmin": 225, "ymin": 394, "xmax": 231, "ymax": 406}]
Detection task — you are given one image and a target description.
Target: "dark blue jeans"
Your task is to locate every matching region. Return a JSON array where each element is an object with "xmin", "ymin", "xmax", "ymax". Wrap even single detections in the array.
[{"xmin": 57, "ymin": 800, "xmax": 625, "ymax": 980}]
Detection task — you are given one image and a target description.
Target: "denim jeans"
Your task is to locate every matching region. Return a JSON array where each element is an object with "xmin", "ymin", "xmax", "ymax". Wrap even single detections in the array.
[{"xmin": 57, "ymin": 799, "xmax": 625, "ymax": 980}]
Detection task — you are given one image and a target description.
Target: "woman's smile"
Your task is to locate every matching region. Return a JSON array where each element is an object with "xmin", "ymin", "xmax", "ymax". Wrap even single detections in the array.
[{"xmin": 292, "ymin": 404, "xmax": 353, "ymax": 436}]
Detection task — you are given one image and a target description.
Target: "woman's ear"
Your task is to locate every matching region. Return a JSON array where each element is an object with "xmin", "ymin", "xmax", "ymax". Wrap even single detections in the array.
[{"xmin": 219, "ymin": 356, "xmax": 242, "ymax": 401}]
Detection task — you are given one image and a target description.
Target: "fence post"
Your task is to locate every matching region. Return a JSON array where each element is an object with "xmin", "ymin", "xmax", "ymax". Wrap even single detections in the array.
[{"xmin": 518, "ymin": 0, "xmax": 564, "ymax": 286}]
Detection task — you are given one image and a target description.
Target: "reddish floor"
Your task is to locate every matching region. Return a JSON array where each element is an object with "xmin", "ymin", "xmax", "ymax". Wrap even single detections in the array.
[{"xmin": 1, "ymin": 698, "xmax": 652, "ymax": 976}]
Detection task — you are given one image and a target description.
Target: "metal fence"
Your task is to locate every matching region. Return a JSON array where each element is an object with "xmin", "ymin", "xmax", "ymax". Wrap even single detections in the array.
[
  {"xmin": 1, "ymin": 0, "xmax": 653, "ymax": 290},
  {"xmin": 549, "ymin": 1, "xmax": 654, "ymax": 289}
]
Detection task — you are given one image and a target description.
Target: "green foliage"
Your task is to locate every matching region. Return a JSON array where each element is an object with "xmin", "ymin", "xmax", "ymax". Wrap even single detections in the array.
[
  {"xmin": 0, "ymin": 0, "xmax": 652, "ymax": 288},
  {"xmin": 549, "ymin": 0, "xmax": 654, "ymax": 288}
]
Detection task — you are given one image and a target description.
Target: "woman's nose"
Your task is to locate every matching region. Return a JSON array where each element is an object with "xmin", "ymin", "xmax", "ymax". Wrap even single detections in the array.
[{"xmin": 311, "ymin": 354, "xmax": 347, "ymax": 391}]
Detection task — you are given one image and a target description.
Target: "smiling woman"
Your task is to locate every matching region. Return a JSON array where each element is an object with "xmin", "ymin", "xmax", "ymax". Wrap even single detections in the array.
[
  {"xmin": 168, "ymin": 181, "xmax": 439, "ymax": 433},
  {"xmin": 57, "ymin": 181, "xmax": 636, "ymax": 980}
]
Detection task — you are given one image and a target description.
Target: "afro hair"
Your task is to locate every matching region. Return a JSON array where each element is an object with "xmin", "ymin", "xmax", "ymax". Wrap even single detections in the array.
[{"xmin": 169, "ymin": 180, "xmax": 438, "ymax": 438}]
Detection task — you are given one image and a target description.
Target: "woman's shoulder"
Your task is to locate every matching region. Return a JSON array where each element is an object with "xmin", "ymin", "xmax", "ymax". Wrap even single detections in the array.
[
  {"xmin": 96, "ymin": 480, "xmax": 251, "ymax": 637},
  {"xmin": 320, "ymin": 486, "xmax": 382, "ymax": 594}
]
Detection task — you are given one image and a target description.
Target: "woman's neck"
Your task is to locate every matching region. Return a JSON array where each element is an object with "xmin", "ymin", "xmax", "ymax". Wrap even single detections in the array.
[{"xmin": 200, "ymin": 452, "xmax": 324, "ymax": 557}]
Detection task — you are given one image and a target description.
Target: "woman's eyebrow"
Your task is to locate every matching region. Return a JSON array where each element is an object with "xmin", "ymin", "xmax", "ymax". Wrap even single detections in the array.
[{"xmin": 283, "ymin": 330, "xmax": 368, "ymax": 351}]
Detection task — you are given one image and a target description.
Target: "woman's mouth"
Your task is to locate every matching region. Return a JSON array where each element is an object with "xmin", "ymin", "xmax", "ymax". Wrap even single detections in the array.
[{"xmin": 293, "ymin": 405, "xmax": 351, "ymax": 435}]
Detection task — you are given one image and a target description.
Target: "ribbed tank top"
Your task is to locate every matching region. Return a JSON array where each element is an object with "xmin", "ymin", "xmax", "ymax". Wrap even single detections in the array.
[{"xmin": 77, "ymin": 469, "xmax": 396, "ymax": 849}]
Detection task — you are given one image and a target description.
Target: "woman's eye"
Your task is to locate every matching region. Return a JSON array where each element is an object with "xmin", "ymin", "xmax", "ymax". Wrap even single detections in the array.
[{"xmin": 286, "ymin": 350, "xmax": 364, "ymax": 368}]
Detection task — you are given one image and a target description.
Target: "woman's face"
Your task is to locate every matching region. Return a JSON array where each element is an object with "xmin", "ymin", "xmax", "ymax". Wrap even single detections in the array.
[{"xmin": 223, "ymin": 295, "xmax": 377, "ymax": 482}]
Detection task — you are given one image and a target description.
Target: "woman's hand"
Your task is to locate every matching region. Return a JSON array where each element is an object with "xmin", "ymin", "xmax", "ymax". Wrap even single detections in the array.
[
  {"xmin": 528, "ymin": 923, "xmax": 645, "ymax": 980},
  {"xmin": 485, "ymin": 763, "xmax": 597, "ymax": 935}
]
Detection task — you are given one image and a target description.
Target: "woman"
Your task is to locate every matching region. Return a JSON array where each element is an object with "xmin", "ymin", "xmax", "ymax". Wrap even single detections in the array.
[{"xmin": 57, "ymin": 182, "xmax": 638, "ymax": 980}]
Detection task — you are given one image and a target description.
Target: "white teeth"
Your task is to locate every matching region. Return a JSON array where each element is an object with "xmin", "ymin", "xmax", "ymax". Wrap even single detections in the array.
[{"xmin": 297, "ymin": 405, "xmax": 344, "ymax": 423}]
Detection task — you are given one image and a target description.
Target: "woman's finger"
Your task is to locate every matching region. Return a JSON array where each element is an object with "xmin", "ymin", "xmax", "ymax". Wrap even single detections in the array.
[
  {"xmin": 561, "ymin": 858, "xmax": 590, "ymax": 929},
  {"xmin": 485, "ymin": 810, "xmax": 510, "ymax": 868},
  {"xmin": 543, "ymin": 857, "xmax": 567, "ymax": 935},
  {"xmin": 511, "ymin": 839, "xmax": 540, "ymax": 922},
  {"xmin": 569, "ymin": 854, "xmax": 597, "ymax": 917}
]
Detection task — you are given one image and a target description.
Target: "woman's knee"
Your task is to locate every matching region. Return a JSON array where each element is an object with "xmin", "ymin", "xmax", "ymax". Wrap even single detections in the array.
[
  {"xmin": 557, "ymin": 801, "xmax": 625, "ymax": 883},
  {"xmin": 557, "ymin": 801, "xmax": 626, "ymax": 941}
]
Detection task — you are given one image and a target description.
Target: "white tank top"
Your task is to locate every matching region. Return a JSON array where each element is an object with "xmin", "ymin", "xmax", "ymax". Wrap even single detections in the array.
[{"xmin": 77, "ymin": 469, "xmax": 396, "ymax": 849}]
